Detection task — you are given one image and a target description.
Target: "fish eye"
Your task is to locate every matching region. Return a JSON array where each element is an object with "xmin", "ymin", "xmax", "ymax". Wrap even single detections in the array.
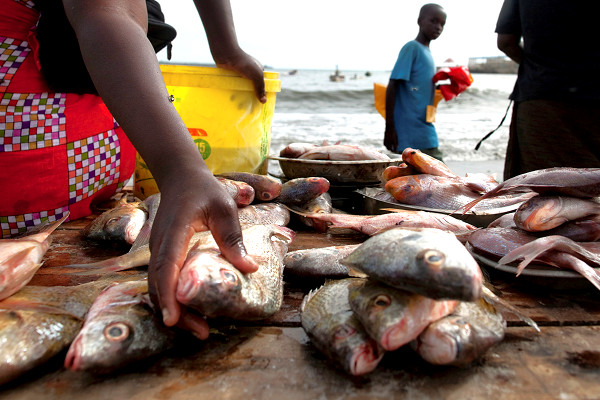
[
  {"xmin": 105, "ymin": 217, "xmax": 120, "ymax": 228},
  {"xmin": 220, "ymin": 269, "xmax": 239, "ymax": 287},
  {"xmin": 104, "ymin": 322, "xmax": 130, "ymax": 342},
  {"xmin": 418, "ymin": 249, "xmax": 445, "ymax": 267},
  {"xmin": 373, "ymin": 295, "xmax": 391, "ymax": 308},
  {"xmin": 334, "ymin": 324, "xmax": 356, "ymax": 340},
  {"xmin": 291, "ymin": 253, "xmax": 302, "ymax": 260}
]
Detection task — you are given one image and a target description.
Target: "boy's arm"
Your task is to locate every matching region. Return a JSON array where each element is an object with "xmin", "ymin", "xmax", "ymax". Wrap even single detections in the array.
[
  {"xmin": 384, "ymin": 79, "xmax": 399, "ymax": 152},
  {"xmin": 193, "ymin": 0, "xmax": 266, "ymax": 103}
]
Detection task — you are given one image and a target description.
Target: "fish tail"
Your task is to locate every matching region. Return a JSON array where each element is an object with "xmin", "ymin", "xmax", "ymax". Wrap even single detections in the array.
[
  {"xmin": 563, "ymin": 254, "xmax": 600, "ymax": 292},
  {"xmin": 482, "ymin": 286, "xmax": 540, "ymax": 332}
]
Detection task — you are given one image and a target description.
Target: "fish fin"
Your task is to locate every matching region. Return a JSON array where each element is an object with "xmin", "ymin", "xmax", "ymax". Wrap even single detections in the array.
[
  {"xmin": 2, "ymin": 246, "xmax": 39, "ymax": 269},
  {"xmin": 347, "ymin": 268, "xmax": 368, "ymax": 278},
  {"xmin": 0, "ymin": 298, "xmax": 82, "ymax": 319},
  {"xmin": 39, "ymin": 212, "xmax": 70, "ymax": 234},
  {"xmin": 300, "ymin": 286, "xmax": 324, "ymax": 312},
  {"xmin": 482, "ymin": 286, "xmax": 540, "ymax": 332},
  {"xmin": 563, "ymin": 254, "xmax": 600, "ymax": 292}
]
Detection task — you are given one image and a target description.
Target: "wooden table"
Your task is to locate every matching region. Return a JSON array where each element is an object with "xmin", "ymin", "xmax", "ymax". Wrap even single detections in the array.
[{"xmin": 3, "ymin": 211, "xmax": 600, "ymax": 400}]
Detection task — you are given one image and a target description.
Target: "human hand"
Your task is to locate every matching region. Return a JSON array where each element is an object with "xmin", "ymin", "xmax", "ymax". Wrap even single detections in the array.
[
  {"xmin": 215, "ymin": 50, "xmax": 267, "ymax": 104},
  {"xmin": 384, "ymin": 126, "xmax": 398, "ymax": 153},
  {"xmin": 147, "ymin": 172, "xmax": 258, "ymax": 338}
]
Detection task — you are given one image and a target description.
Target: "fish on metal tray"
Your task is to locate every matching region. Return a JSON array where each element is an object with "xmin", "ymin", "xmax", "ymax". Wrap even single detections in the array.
[
  {"xmin": 0, "ymin": 276, "xmax": 137, "ymax": 385},
  {"xmin": 64, "ymin": 278, "xmax": 175, "ymax": 373},
  {"xmin": 466, "ymin": 227, "xmax": 539, "ymax": 261},
  {"xmin": 341, "ymin": 227, "xmax": 483, "ymax": 301},
  {"xmin": 498, "ymin": 235, "xmax": 600, "ymax": 290},
  {"xmin": 381, "ymin": 163, "xmax": 417, "ymax": 183},
  {"xmin": 283, "ymin": 244, "xmax": 363, "ymax": 281},
  {"xmin": 348, "ymin": 279, "xmax": 458, "ymax": 351},
  {"xmin": 297, "ymin": 144, "xmax": 390, "ymax": 161},
  {"xmin": 412, "ymin": 297, "xmax": 506, "ymax": 366},
  {"xmin": 459, "ymin": 167, "xmax": 600, "ymax": 214},
  {"xmin": 0, "ymin": 213, "xmax": 70, "ymax": 301},
  {"xmin": 513, "ymin": 195, "xmax": 600, "ymax": 232},
  {"xmin": 276, "ymin": 177, "xmax": 330, "ymax": 207},
  {"xmin": 300, "ymin": 278, "xmax": 384, "ymax": 376},
  {"xmin": 216, "ymin": 172, "xmax": 282, "ymax": 202},
  {"xmin": 176, "ymin": 224, "xmax": 295, "ymax": 320},
  {"xmin": 287, "ymin": 208, "xmax": 477, "ymax": 240},
  {"xmin": 279, "ymin": 142, "xmax": 319, "ymax": 158}
]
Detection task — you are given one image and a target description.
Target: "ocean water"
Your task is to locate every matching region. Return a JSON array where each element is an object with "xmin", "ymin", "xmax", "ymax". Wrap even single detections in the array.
[{"xmin": 269, "ymin": 69, "xmax": 516, "ymax": 164}]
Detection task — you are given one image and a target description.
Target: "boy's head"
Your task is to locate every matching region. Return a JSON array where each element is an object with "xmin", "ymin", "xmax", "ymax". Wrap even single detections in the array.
[{"xmin": 418, "ymin": 4, "xmax": 446, "ymax": 41}]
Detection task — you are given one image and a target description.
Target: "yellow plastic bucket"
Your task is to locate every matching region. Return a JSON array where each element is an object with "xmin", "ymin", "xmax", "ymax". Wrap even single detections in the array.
[{"xmin": 134, "ymin": 64, "xmax": 281, "ymax": 199}]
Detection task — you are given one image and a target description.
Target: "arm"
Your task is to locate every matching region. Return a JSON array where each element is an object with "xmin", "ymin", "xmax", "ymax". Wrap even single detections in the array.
[
  {"xmin": 384, "ymin": 79, "xmax": 399, "ymax": 152},
  {"xmin": 62, "ymin": 0, "xmax": 258, "ymax": 337},
  {"xmin": 193, "ymin": 0, "xmax": 266, "ymax": 103},
  {"xmin": 497, "ymin": 33, "xmax": 523, "ymax": 64}
]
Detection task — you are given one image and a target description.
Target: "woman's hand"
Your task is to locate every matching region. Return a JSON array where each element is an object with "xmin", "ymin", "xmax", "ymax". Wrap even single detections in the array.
[
  {"xmin": 216, "ymin": 50, "xmax": 267, "ymax": 104},
  {"xmin": 147, "ymin": 171, "xmax": 258, "ymax": 338}
]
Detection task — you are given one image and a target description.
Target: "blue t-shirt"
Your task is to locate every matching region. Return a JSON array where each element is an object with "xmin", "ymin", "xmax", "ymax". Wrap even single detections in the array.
[{"xmin": 390, "ymin": 40, "xmax": 437, "ymax": 152}]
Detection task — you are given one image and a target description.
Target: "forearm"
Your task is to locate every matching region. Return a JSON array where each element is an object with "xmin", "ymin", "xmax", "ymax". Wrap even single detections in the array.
[
  {"xmin": 193, "ymin": 0, "xmax": 241, "ymax": 64},
  {"xmin": 497, "ymin": 34, "xmax": 523, "ymax": 64},
  {"xmin": 385, "ymin": 80, "xmax": 398, "ymax": 130},
  {"xmin": 63, "ymin": 1, "xmax": 210, "ymax": 187}
]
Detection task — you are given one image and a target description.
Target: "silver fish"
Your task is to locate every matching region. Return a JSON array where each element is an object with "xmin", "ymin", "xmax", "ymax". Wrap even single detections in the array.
[
  {"xmin": 348, "ymin": 279, "xmax": 457, "ymax": 351},
  {"xmin": 283, "ymin": 244, "xmax": 362, "ymax": 281},
  {"xmin": 176, "ymin": 224, "xmax": 295, "ymax": 320},
  {"xmin": 82, "ymin": 199, "xmax": 148, "ymax": 244},
  {"xmin": 276, "ymin": 177, "xmax": 330, "ymax": 207},
  {"xmin": 238, "ymin": 203, "xmax": 290, "ymax": 227},
  {"xmin": 412, "ymin": 298, "xmax": 506, "ymax": 366},
  {"xmin": 64, "ymin": 279, "xmax": 175, "ymax": 373},
  {"xmin": 294, "ymin": 192, "xmax": 333, "ymax": 233},
  {"xmin": 341, "ymin": 227, "xmax": 483, "ymax": 301},
  {"xmin": 300, "ymin": 279, "xmax": 384, "ymax": 376},
  {"xmin": 0, "ymin": 277, "xmax": 131, "ymax": 385},
  {"xmin": 0, "ymin": 213, "xmax": 69, "ymax": 301},
  {"xmin": 513, "ymin": 195, "xmax": 600, "ymax": 232},
  {"xmin": 216, "ymin": 172, "xmax": 282, "ymax": 202}
]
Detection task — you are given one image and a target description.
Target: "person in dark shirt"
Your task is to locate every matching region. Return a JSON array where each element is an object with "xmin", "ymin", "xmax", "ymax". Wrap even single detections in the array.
[{"xmin": 496, "ymin": 0, "xmax": 600, "ymax": 179}]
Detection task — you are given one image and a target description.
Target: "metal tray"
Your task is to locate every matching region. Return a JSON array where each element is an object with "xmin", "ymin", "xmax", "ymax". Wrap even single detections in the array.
[
  {"xmin": 465, "ymin": 243, "xmax": 593, "ymax": 290},
  {"xmin": 269, "ymin": 156, "xmax": 403, "ymax": 185},
  {"xmin": 356, "ymin": 187, "xmax": 521, "ymax": 227}
]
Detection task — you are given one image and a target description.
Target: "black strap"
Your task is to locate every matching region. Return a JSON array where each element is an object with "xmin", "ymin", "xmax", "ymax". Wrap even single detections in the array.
[{"xmin": 474, "ymin": 100, "xmax": 513, "ymax": 151}]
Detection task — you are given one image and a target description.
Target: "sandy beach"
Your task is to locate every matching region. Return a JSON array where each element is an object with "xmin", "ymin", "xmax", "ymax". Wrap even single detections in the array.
[{"xmin": 446, "ymin": 158, "xmax": 505, "ymax": 181}]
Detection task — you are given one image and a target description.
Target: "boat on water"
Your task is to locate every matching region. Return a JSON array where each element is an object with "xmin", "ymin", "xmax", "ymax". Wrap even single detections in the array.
[{"xmin": 329, "ymin": 65, "xmax": 345, "ymax": 82}]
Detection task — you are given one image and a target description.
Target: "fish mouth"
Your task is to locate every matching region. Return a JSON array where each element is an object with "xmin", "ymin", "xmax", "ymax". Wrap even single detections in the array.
[
  {"xmin": 380, "ymin": 321, "xmax": 415, "ymax": 351},
  {"xmin": 64, "ymin": 335, "xmax": 84, "ymax": 371},
  {"xmin": 350, "ymin": 343, "xmax": 383, "ymax": 376},
  {"xmin": 417, "ymin": 331, "xmax": 458, "ymax": 365},
  {"xmin": 176, "ymin": 268, "xmax": 202, "ymax": 305}
]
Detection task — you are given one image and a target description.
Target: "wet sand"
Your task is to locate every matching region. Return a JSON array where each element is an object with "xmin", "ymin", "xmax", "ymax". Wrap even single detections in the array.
[{"xmin": 446, "ymin": 158, "xmax": 505, "ymax": 181}]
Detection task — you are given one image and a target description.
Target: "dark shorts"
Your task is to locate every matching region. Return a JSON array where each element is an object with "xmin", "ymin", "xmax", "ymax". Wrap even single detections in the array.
[{"xmin": 504, "ymin": 99, "xmax": 600, "ymax": 180}]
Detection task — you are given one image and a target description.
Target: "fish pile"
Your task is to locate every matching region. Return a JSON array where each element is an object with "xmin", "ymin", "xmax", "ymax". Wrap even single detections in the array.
[
  {"xmin": 381, "ymin": 148, "xmax": 531, "ymax": 212},
  {"xmin": 279, "ymin": 141, "xmax": 390, "ymax": 161},
  {"xmin": 301, "ymin": 227, "xmax": 506, "ymax": 375},
  {"xmin": 466, "ymin": 167, "xmax": 600, "ymax": 291}
]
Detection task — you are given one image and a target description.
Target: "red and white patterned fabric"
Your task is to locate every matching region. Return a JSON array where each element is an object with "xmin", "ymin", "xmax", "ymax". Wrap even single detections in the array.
[{"xmin": 0, "ymin": 0, "xmax": 135, "ymax": 238}]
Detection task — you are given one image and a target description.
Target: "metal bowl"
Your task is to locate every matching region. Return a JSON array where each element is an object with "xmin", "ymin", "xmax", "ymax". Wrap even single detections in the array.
[
  {"xmin": 269, "ymin": 156, "xmax": 403, "ymax": 184},
  {"xmin": 356, "ymin": 187, "xmax": 522, "ymax": 227}
]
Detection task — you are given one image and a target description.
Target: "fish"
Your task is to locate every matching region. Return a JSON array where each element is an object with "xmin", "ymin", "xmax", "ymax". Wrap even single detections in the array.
[
  {"xmin": 276, "ymin": 177, "xmax": 330, "ymax": 207},
  {"xmin": 287, "ymin": 209, "xmax": 477, "ymax": 239},
  {"xmin": 459, "ymin": 167, "xmax": 600, "ymax": 214},
  {"xmin": 0, "ymin": 213, "xmax": 70, "ymax": 301},
  {"xmin": 62, "ymin": 203, "xmax": 288, "ymax": 275},
  {"xmin": 297, "ymin": 144, "xmax": 390, "ymax": 161},
  {"xmin": 341, "ymin": 227, "xmax": 483, "ymax": 301},
  {"xmin": 348, "ymin": 279, "xmax": 458, "ymax": 351},
  {"xmin": 300, "ymin": 279, "xmax": 384, "ymax": 376},
  {"xmin": 279, "ymin": 142, "xmax": 319, "ymax": 158},
  {"xmin": 513, "ymin": 196, "xmax": 600, "ymax": 232},
  {"xmin": 216, "ymin": 172, "xmax": 282, "ymax": 202},
  {"xmin": 0, "ymin": 277, "xmax": 129, "ymax": 385},
  {"xmin": 82, "ymin": 199, "xmax": 148, "ymax": 244},
  {"xmin": 64, "ymin": 279, "xmax": 175, "ymax": 373},
  {"xmin": 283, "ymin": 244, "xmax": 363, "ymax": 281},
  {"xmin": 381, "ymin": 163, "xmax": 417, "ymax": 183},
  {"xmin": 401, "ymin": 148, "xmax": 458, "ymax": 179},
  {"xmin": 487, "ymin": 213, "xmax": 517, "ymax": 228},
  {"xmin": 498, "ymin": 235, "xmax": 600, "ymax": 290},
  {"xmin": 292, "ymin": 192, "xmax": 333, "ymax": 232},
  {"xmin": 466, "ymin": 227, "xmax": 538, "ymax": 261},
  {"xmin": 238, "ymin": 203, "xmax": 291, "ymax": 227},
  {"xmin": 543, "ymin": 215, "xmax": 600, "ymax": 242},
  {"xmin": 412, "ymin": 298, "xmax": 506, "ymax": 366},
  {"xmin": 216, "ymin": 177, "xmax": 255, "ymax": 207},
  {"xmin": 384, "ymin": 174, "xmax": 530, "ymax": 211},
  {"xmin": 175, "ymin": 224, "xmax": 295, "ymax": 320}
]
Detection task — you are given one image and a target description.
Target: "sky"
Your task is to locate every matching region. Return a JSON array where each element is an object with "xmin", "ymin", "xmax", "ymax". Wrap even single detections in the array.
[{"xmin": 157, "ymin": 0, "xmax": 507, "ymax": 71}]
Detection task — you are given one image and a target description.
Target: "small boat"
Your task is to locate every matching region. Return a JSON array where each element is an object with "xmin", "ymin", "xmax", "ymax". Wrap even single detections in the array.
[{"xmin": 329, "ymin": 65, "xmax": 345, "ymax": 82}]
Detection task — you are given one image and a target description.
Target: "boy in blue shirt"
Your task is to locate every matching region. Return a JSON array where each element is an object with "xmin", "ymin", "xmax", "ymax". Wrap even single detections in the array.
[{"xmin": 384, "ymin": 4, "xmax": 446, "ymax": 160}]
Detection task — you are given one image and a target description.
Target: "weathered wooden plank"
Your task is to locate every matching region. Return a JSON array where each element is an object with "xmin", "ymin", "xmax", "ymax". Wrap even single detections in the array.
[{"xmin": 2, "ymin": 326, "xmax": 599, "ymax": 399}]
